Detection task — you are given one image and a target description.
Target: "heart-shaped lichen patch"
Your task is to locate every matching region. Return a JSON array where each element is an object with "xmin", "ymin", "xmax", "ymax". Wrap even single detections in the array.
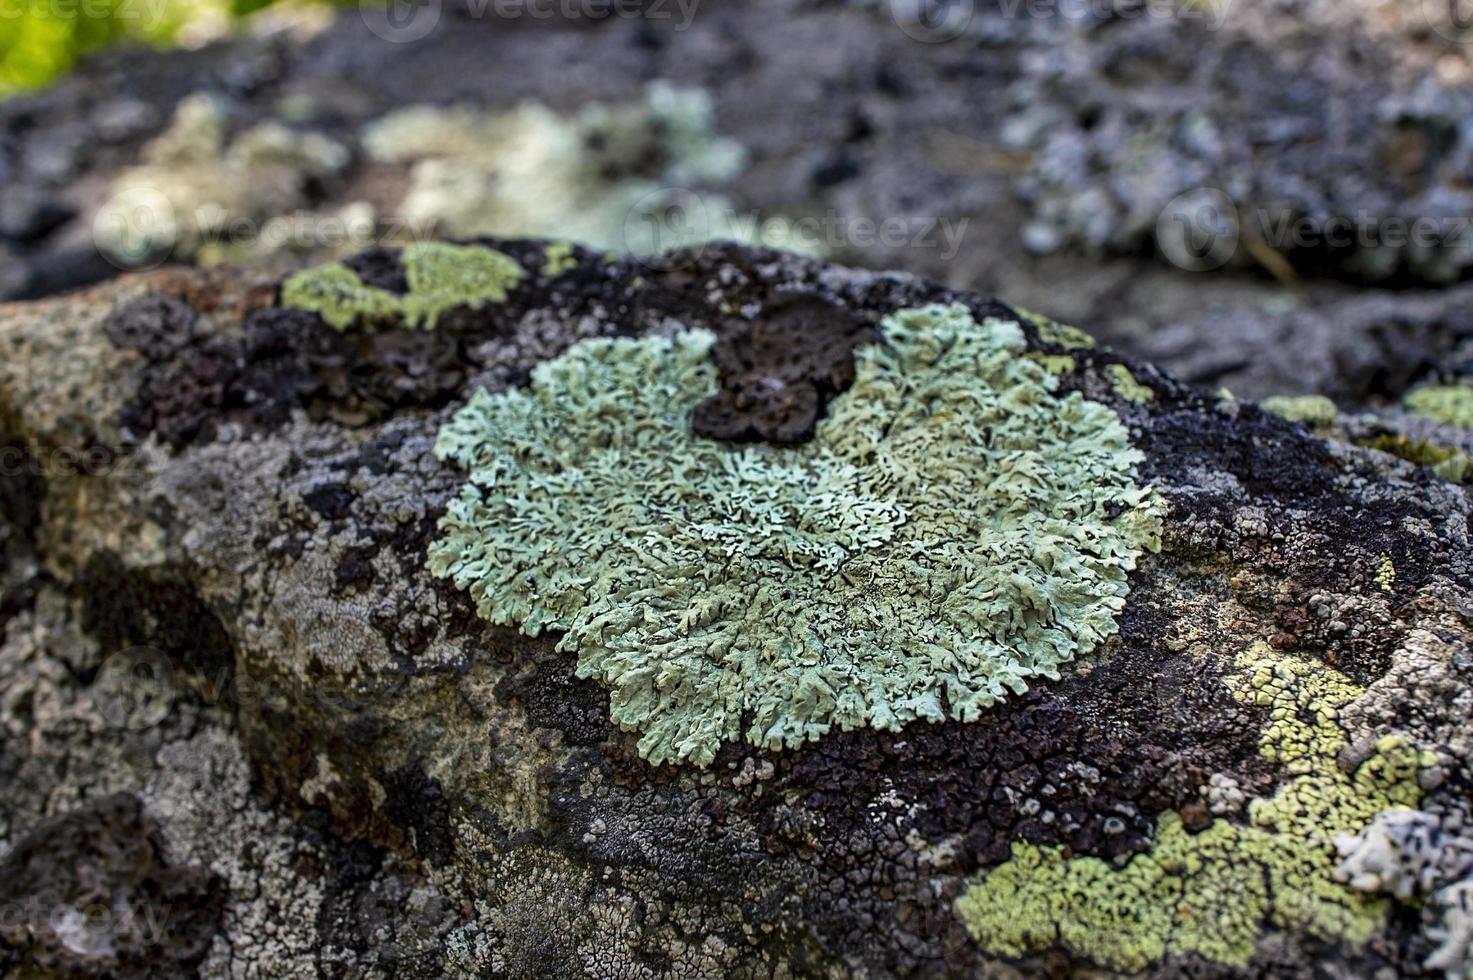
[{"xmin": 429, "ymin": 303, "xmax": 1164, "ymax": 766}]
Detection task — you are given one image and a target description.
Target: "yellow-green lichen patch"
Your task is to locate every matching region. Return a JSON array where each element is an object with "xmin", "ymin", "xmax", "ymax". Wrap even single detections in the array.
[
  {"xmin": 1405, "ymin": 385, "xmax": 1473, "ymax": 429},
  {"xmin": 1262, "ymin": 394, "xmax": 1338, "ymax": 431},
  {"xmin": 1375, "ymin": 554, "xmax": 1397, "ymax": 593},
  {"xmin": 429, "ymin": 303, "xmax": 1164, "ymax": 767},
  {"xmin": 540, "ymin": 241, "xmax": 578, "ymax": 279},
  {"xmin": 1106, "ymin": 363, "xmax": 1155, "ymax": 404},
  {"xmin": 1360, "ymin": 433, "xmax": 1473, "ymax": 484},
  {"xmin": 956, "ymin": 643, "xmax": 1424, "ymax": 971},
  {"xmin": 1015, "ymin": 307, "xmax": 1097, "ymax": 350},
  {"xmin": 281, "ymin": 242, "xmax": 523, "ymax": 332},
  {"xmin": 1026, "ymin": 353, "xmax": 1076, "ymax": 375}
]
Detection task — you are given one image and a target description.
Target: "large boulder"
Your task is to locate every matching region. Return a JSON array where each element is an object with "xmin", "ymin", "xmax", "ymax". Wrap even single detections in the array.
[{"xmin": 0, "ymin": 240, "xmax": 1470, "ymax": 977}]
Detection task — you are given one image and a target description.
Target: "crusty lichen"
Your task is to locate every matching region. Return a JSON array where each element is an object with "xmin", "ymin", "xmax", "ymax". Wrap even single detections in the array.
[
  {"xmin": 1014, "ymin": 307, "xmax": 1096, "ymax": 350},
  {"xmin": 956, "ymin": 643, "xmax": 1428, "ymax": 971},
  {"xmin": 1106, "ymin": 363, "xmax": 1154, "ymax": 403},
  {"xmin": 1335, "ymin": 806, "xmax": 1473, "ymax": 979},
  {"xmin": 429, "ymin": 303, "xmax": 1164, "ymax": 766},
  {"xmin": 281, "ymin": 242, "xmax": 523, "ymax": 332}
]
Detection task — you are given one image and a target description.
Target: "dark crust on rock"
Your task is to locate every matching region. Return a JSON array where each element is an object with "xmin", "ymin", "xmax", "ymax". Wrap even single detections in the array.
[
  {"xmin": 690, "ymin": 294, "xmax": 880, "ymax": 444},
  {"xmin": 0, "ymin": 793, "xmax": 226, "ymax": 978},
  {"xmin": 77, "ymin": 552, "xmax": 236, "ymax": 693}
]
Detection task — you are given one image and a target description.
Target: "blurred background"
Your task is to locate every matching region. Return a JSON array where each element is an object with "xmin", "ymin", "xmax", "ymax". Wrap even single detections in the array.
[{"xmin": 5, "ymin": 0, "xmax": 1473, "ymax": 411}]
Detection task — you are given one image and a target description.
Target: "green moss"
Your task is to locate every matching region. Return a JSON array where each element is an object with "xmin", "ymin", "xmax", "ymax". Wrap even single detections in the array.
[
  {"xmin": 1404, "ymin": 385, "xmax": 1473, "ymax": 429},
  {"xmin": 281, "ymin": 242, "xmax": 523, "ymax": 332},
  {"xmin": 1262, "ymin": 394, "xmax": 1339, "ymax": 431},
  {"xmin": 956, "ymin": 643, "xmax": 1425, "ymax": 971},
  {"xmin": 429, "ymin": 303, "xmax": 1164, "ymax": 766},
  {"xmin": 1106, "ymin": 363, "xmax": 1155, "ymax": 404}
]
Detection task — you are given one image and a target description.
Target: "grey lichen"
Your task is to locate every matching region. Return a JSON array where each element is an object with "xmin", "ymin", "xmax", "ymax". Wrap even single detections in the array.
[
  {"xmin": 1335, "ymin": 806, "xmax": 1473, "ymax": 978},
  {"xmin": 428, "ymin": 303, "xmax": 1164, "ymax": 766}
]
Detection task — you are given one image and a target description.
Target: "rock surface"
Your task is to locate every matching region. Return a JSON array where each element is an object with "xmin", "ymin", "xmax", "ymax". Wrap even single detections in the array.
[{"xmin": 0, "ymin": 239, "xmax": 1470, "ymax": 977}]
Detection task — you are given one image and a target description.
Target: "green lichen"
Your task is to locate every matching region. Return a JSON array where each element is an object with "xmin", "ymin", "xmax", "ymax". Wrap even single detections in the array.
[
  {"xmin": 1262, "ymin": 394, "xmax": 1339, "ymax": 431},
  {"xmin": 1375, "ymin": 553, "xmax": 1397, "ymax": 593},
  {"xmin": 541, "ymin": 241, "xmax": 578, "ymax": 279},
  {"xmin": 1360, "ymin": 433, "xmax": 1473, "ymax": 484},
  {"xmin": 361, "ymin": 83, "xmax": 767, "ymax": 255},
  {"xmin": 1405, "ymin": 385, "xmax": 1473, "ymax": 429},
  {"xmin": 1106, "ymin": 363, "xmax": 1155, "ymax": 404},
  {"xmin": 1026, "ymin": 353, "xmax": 1076, "ymax": 375},
  {"xmin": 956, "ymin": 643, "xmax": 1425, "ymax": 971},
  {"xmin": 281, "ymin": 242, "xmax": 523, "ymax": 332},
  {"xmin": 429, "ymin": 303, "xmax": 1164, "ymax": 766},
  {"xmin": 1015, "ymin": 307, "xmax": 1096, "ymax": 350}
]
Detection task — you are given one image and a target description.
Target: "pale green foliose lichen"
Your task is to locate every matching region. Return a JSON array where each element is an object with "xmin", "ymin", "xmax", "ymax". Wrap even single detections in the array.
[
  {"xmin": 281, "ymin": 242, "xmax": 523, "ymax": 331},
  {"xmin": 360, "ymin": 83, "xmax": 789, "ymax": 256},
  {"xmin": 956, "ymin": 643, "xmax": 1427, "ymax": 972},
  {"xmin": 428, "ymin": 303, "xmax": 1164, "ymax": 766},
  {"xmin": 1406, "ymin": 385, "xmax": 1473, "ymax": 429},
  {"xmin": 1262, "ymin": 394, "xmax": 1339, "ymax": 430}
]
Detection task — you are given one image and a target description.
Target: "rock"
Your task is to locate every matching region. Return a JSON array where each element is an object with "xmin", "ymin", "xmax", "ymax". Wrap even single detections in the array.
[{"xmin": 0, "ymin": 239, "xmax": 1470, "ymax": 977}]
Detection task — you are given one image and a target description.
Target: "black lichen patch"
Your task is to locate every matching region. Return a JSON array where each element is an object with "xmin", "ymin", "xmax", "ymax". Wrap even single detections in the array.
[
  {"xmin": 691, "ymin": 294, "xmax": 880, "ymax": 444},
  {"xmin": 381, "ymin": 761, "xmax": 456, "ymax": 868},
  {"xmin": 103, "ymin": 292, "xmax": 199, "ymax": 363},
  {"xmin": 492, "ymin": 633, "xmax": 612, "ymax": 747},
  {"xmin": 0, "ymin": 793, "xmax": 225, "ymax": 979},
  {"xmin": 78, "ymin": 553, "xmax": 236, "ymax": 692},
  {"xmin": 341, "ymin": 245, "xmax": 410, "ymax": 295}
]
